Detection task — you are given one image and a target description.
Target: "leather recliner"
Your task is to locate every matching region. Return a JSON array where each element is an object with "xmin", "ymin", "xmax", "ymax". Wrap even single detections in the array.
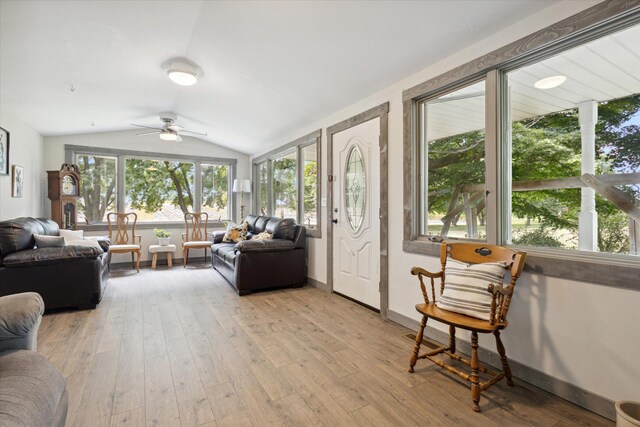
[
  {"xmin": 0, "ymin": 217, "xmax": 110, "ymax": 310},
  {"xmin": 211, "ymin": 215, "xmax": 306, "ymax": 295}
]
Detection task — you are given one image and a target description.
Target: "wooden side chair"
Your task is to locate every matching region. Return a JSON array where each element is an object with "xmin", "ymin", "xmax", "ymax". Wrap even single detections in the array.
[
  {"xmin": 408, "ymin": 242, "xmax": 526, "ymax": 412},
  {"xmin": 182, "ymin": 212, "xmax": 210, "ymax": 267},
  {"xmin": 106, "ymin": 212, "xmax": 142, "ymax": 272}
]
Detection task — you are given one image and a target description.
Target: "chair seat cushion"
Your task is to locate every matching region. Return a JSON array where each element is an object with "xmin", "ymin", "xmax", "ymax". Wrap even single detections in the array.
[
  {"xmin": 183, "ymin": 241, "xmax": 211, "ymax": 248},
  {"xmin": 0, "ymin": 350, "xmax": 67, "ymax": 427},
  {"xmin": 435, "ymin": 259, "xmax": 505, "ymax": 321},
  {"xmin": 416, "ymin": 303, "xmax": 505, "ymax": 332},
  {"xmin": 109, "ymin": 244, "xmax": 140, "ymax": 251}
]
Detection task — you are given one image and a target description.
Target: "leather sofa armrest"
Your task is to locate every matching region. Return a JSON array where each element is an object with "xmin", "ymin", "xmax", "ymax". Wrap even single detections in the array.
[
  {"xmin": 234, "ymin": 239, "xmax": 295, "ymax": 253},
  {"xmin": 211, "ymin": 230, "xmax": 226, "ymax": 244},
  {"xmin": 0, "ymin": 292, "xmax": 44, "ymax": 352}
]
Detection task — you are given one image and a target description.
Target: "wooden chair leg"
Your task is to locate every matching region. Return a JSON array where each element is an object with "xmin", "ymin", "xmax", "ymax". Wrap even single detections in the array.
[
  {"xmin": 409, "ymin": 315, "xmax": 427, "ymax": 373},
  {"xmin": 136, "ymin": 250, "xmax": 140, "ymax": 272},
  {"xmin": 470, "ymin": 331, "xmax": 481, "ymax": 412},
  {"xmin": 131, "ymin": 252, "xmax": 135, "ymax": 269},
  {"xmin": 448, "ymin": 325, "xmax": 456, "ymax": 354},
  {"xmin": 184, "ymin": 249, "xmax": 189, "ymax": 267},
  {"xmin": 494, "ymin": 330, "xmax": 514, "ymax": 386}
]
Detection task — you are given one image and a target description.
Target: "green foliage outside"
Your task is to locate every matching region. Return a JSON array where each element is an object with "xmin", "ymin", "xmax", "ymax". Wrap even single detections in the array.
[
  {"xmin": 272, "ymin": 157, "xmax": 297, "ymax": 218},
  {"xmin": 427, "ymin": 94, "xmax": 640, "ymax": 253},
  {"xmin": 202, "ymin": 164, "xmax": 229, "ymax": 219},
  {"xmin": 77, "ymin": 155, "xmax": 116, "ymax": 224},
  {"xmin": 303, "ymin": 160, "xmax": 317, "ymax": 225}
]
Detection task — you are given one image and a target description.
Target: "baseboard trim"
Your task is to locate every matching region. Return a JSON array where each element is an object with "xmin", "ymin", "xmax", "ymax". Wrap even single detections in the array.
[
  {"xmin": 111, "ymin": 256, "xmax": 209, "ymax": 270},
  {"xmin": 387, "ymin": 309, "xmax": 615, "ymax": 421},
  {"xmin": 306, "ymin": 277, "xmax": 330, "ymax": 291}
]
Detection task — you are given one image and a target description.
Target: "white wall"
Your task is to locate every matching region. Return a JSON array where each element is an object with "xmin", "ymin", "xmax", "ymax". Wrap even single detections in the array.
[
  {"xmin": 44, "ymin": 129, "xmax": 250, "ymax": 263},
  {"xmin": 252, "ymin": 0, "xmax": 640, "ymax": 404},
  {"xmin": 0, "ymin": 108, "xmax": 45, "ymax": 220}
]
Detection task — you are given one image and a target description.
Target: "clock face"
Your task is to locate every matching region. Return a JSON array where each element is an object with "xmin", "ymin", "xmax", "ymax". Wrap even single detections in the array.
[{"xmin": 62, "ymin": 175, "xmax": 77, "ymax": 195}]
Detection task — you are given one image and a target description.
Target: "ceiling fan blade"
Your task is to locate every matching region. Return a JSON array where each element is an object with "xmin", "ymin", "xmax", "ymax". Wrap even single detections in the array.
[
  {"xmin": 131, "ymin": 123, "xmax": 162, "ymax": 130},
  {"xmin": 176, "ymin": 134, "xmax": 183, "ymax": 142},
  {"xmin": 136, "ymin": 131, "xmax": 161, "ymax": 136},
  {"xmin": 167, "ymin": 124, "xmax": 183, "ymax": 131},
  {"xmin": 180, "ymin": 129, "xmax": 208, "ymax": 136}
]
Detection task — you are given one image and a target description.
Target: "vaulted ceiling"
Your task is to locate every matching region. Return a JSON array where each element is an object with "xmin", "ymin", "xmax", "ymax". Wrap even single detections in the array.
[{"xmin": 0, "ymin": 0, "xmax": 562, "ymax": 154}]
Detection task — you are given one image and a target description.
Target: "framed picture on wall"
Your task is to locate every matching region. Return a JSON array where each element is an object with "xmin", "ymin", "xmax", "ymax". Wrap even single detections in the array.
[
  {"xmin": 12, "ymin": 165, "xmax": 24, "ymax": 197},
  {"xmin": 0, "ymin": 127, "xmax": 9, "ymax": 175}
]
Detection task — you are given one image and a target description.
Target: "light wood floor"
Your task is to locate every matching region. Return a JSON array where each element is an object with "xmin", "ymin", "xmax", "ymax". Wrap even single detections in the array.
[{"xmin": 37, "ymin": 264, "xmax": 611, "ymax": 427}]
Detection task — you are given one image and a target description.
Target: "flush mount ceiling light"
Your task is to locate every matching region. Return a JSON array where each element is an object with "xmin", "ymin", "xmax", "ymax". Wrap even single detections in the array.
[
  {"xmin": 534, "ymin": 75, "xmax": 567, "ymax": 89},
  {"xmin": 166, "ymin": 59, "xmax": 201, "ymax": 86}
]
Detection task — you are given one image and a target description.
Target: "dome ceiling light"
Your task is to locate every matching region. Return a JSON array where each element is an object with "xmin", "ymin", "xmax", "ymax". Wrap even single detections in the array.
[
  {"xmin": 166, "ymin": 58, "xmax": 201, "ymax": 86},
  {"xmin": 534, "ymin": 75, "xmax": 567, "ymax": 89}
]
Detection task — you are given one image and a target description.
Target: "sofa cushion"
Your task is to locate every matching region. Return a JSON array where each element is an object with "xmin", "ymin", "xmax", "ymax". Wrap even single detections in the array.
[
  {"xmin": 2, "ymin": 246, "xmax": 104, "ymax": 268},
  {"xmin": 0, "ymin": 350, "xmax": 67, "ymax": 427},
  {"xmin": 0, "ymin": 218, "xmax": 59, "ymax": 257},
  {"xmin": 265, "ymin": 218, "xmax": 296, "ymax": 241},
  {"xmin": 235, "ymin": 239, "xmax": 294, "ymax": 253},
  {"xmin": 211, "ymin": 243, "xmax": 237, "ymax": 267},
  {"xmin": 245, "ymin": 215, "xmax": 259, "ymax": 232},
  {"xmin": 34, "ymin": 234, "xmax": 65, "ymax": 248},
  {"xmin": 254, "ymin": 216, "xmax": 270, "ymax": 233}
]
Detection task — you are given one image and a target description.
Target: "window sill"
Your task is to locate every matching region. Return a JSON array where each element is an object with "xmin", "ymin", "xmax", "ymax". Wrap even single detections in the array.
[{"xmin": 403, "ymin": 239, "xmax": 640, "ymax": 291}]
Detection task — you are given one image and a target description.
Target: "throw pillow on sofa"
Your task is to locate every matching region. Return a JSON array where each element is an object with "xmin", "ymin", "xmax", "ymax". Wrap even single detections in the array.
[
  {"xmin": 59, "ymin": 229, "xmax": 84, "ymax": 244},
  {"xmin": 33, "ymin": 234, "xmax": 65, "ymax": 248},
  {"xmin": 253, "ymin": 231, "xmax": 273, "ymax": 240},
  {"xmin": 223, "ymin": 222, "xmax": 248, "ymax": 243}
]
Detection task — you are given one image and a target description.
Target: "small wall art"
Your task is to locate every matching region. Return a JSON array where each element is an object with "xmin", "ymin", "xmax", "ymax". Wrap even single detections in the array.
[
  {"xmin": 12, "ymin": 165, "xmax": 24, "ymax": 197},
  {"xmin": 0, "ymin": 127, "xmax": 9, "ymax": 175}
]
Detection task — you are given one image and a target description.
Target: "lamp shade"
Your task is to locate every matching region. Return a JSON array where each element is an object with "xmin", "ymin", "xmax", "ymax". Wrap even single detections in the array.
[{"xmin": 233, "ymin": 179, "xmax": 251, "ymax": 193}]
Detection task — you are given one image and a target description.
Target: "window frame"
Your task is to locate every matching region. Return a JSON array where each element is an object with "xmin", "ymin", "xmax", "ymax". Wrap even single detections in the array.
[
  {"xmin": 65, "ymin": 144, "xmax": 237, "ymax": 229},
  {"xmin": 402, "ymin": 3, "xmax": 640, "ymax": 290},
  {"xmin": 252, "ymin": 129, "xmax": 322, "ymax": 238}
]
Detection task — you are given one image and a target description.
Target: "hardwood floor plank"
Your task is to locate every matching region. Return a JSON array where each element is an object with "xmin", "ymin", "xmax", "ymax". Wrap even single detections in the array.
[
  {"xmin": 113, "ymin": 332, "xmax": 145, "ymax": 415},
  {"xmin": 166, "ymin": 336, "xmax": 215, "ymax": 427},
  {"xmin": 110, "ymin": 407, "xmax": 145, "ymax": 427},
  {"xmin": 272, "ymin": 393, "xmax": 321, "ymax": 427},
  {"xmin": 144, "ymin": 355, "xmax": 181, "ymax": 426},
  {"xmin": 205, "ymin": 382, "xmax": 254, "ymax": 427},
  {"xmin": 73, "ymin": 349, "xmax": 120, "ymax": 427}
]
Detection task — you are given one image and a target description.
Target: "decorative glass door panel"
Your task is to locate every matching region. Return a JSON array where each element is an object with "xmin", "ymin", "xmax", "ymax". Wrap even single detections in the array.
[{"xmin": 344, "ymin": 145, "xmax": 366, "ymax": 233}]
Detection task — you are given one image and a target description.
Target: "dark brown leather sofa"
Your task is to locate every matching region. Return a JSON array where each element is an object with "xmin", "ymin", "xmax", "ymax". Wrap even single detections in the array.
[
  {"xmin": 211, "ymin": 215, "xmax": 306, "ymax": 295},
  {"xmin": 0, "ymin": 217, "xmax": 110, "ymax": 310}
]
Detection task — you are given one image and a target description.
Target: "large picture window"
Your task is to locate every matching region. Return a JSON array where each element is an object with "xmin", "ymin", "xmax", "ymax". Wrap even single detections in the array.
[
  {"xmin": 253, "ymin": 130, "xmax": 322, "ymax": 237},
  {"xmin": 67, "ymin": 146, "xmax": 236, "ymax": 225},
  {"xmin": 403, "ymin": 5, "xmax": 640, "ymax": 286}
]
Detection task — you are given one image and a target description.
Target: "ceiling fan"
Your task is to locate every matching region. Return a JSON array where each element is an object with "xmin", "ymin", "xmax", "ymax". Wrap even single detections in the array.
[{"xmin": 131, "ymin": 113, "xmax": 207, "ymax": 142}]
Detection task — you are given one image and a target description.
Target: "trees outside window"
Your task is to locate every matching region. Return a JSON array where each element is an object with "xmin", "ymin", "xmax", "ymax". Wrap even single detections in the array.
[
  {"xmin": 202, "ymin": 163, "xmax": 230, "ymax": 221},
  {"xmin": 272, "ymin": 151, "xmax": 297, "ymax": 219},
  {"xmin": 302, "ymin": 143, "xmax": 318, "ymax": 227},
  {"xmin": 76, "ymin": 154, "xmax": 116, "ymax": 224}
]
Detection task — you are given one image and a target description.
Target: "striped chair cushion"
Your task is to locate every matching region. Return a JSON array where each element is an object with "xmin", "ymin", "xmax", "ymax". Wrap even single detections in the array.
[{"xmin": 436, "ymin": 259, "xmax": 506, "ymax": 321}]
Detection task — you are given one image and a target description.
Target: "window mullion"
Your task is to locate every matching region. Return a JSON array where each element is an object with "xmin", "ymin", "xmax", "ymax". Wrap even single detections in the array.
[
  {"xmin": 194, "ymin": 161, "xmax": 202, "ymax": 213},
  {"xmin": 297, "ymin": 146, "xmax": 303, "ymax": 224},
  {"xmin": 485, "ymin": 70, "xmax": 500, "ymax": 245},
  {"xmin": 116, "ymin": 155, "xmax": 125, "ymax": 213}
]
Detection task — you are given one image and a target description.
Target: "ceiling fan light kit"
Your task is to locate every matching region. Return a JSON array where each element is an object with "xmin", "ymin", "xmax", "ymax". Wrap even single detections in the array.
[
  {"xmin": 159, "ymin": 130, "xmax": 178, "ymax": 141},
  {"xmin": 166, "ymin": 59, "xmax": 200, "ymax": 86}
]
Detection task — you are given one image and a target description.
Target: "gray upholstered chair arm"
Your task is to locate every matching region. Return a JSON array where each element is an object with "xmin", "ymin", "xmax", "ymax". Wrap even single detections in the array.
[{"xmin": 0, "ymin": 292, "xmax": 44, "ymax": 352}]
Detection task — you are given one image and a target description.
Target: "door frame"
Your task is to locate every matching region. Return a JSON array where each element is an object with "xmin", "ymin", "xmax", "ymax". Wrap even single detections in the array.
[{"xmin": 326, "ymin": 102, "xmax": 389, "ymax": 318}]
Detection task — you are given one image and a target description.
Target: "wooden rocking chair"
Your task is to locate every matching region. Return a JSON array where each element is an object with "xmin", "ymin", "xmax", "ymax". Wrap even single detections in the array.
[{"xmin": 408, "ymin": 242, "xmax": 526, "ymax": 412}]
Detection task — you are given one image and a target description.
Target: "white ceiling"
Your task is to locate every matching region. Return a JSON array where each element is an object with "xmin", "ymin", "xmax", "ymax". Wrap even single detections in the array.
[{"xmin": 0, "ymin": 0, "xmax": 562, "ymax": 155}]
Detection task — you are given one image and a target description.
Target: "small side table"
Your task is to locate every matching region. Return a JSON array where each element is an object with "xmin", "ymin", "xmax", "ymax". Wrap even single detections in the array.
[{"xmin": 149, "ymin": 244, "xmax": 177, "ymax": 269}]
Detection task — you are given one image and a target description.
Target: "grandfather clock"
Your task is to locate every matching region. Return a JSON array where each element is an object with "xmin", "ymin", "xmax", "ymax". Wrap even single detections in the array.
[{"xmin": 48, "ymin": 163, "xmax": 81, "ymax": 229}]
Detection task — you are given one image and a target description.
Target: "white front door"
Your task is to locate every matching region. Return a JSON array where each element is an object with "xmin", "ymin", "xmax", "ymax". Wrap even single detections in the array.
[{"xmin": 332, "ymin": 118, "xmax": 380, "ymax": 309}]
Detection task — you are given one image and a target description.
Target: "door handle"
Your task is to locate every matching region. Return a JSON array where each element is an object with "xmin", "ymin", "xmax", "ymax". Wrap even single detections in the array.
[{"xmin": 332, "ymin": 219, "xmax": 338, "ymax": 224}]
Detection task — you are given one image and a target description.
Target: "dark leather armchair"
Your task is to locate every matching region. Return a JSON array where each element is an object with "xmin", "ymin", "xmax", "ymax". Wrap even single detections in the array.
[
  {"xmin": 0, "ymin": 217, "xmax": 110, "ymax": 310},
  {"xmin": 211, "ymin": 215, "xmax": 306, "ymax": 295}
]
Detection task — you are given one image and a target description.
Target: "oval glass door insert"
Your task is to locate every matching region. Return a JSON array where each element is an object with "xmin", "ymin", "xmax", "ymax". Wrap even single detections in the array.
[{"xmin": 344, "ymin": 145, "xmax": 366, "ymax": 232}]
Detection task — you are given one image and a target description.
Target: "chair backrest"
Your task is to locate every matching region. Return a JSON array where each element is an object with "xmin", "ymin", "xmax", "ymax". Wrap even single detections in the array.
[
  {"xmin": 440, "ymin": 242, "xmax": 527, "ymax": 322},
  {"xmin": 184, "ymin": 212, "xmax": 208, "ymax": 242},
  {"xmin": 107, "ymin": 212, "xmax": 138, "ymax": 245}
]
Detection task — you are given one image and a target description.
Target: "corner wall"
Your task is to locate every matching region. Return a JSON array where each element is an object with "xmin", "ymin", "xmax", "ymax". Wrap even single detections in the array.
[
  {"xmin": 253, "ymin": 0, "xmax": 640, "ymax": 410},
  {"xmin": 44, "ymin": 130, "xmax": 251, "ymax": 263},
  {"xmin": 0, "ymin": 108, "xmax": 45, "ymax": 220}
]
